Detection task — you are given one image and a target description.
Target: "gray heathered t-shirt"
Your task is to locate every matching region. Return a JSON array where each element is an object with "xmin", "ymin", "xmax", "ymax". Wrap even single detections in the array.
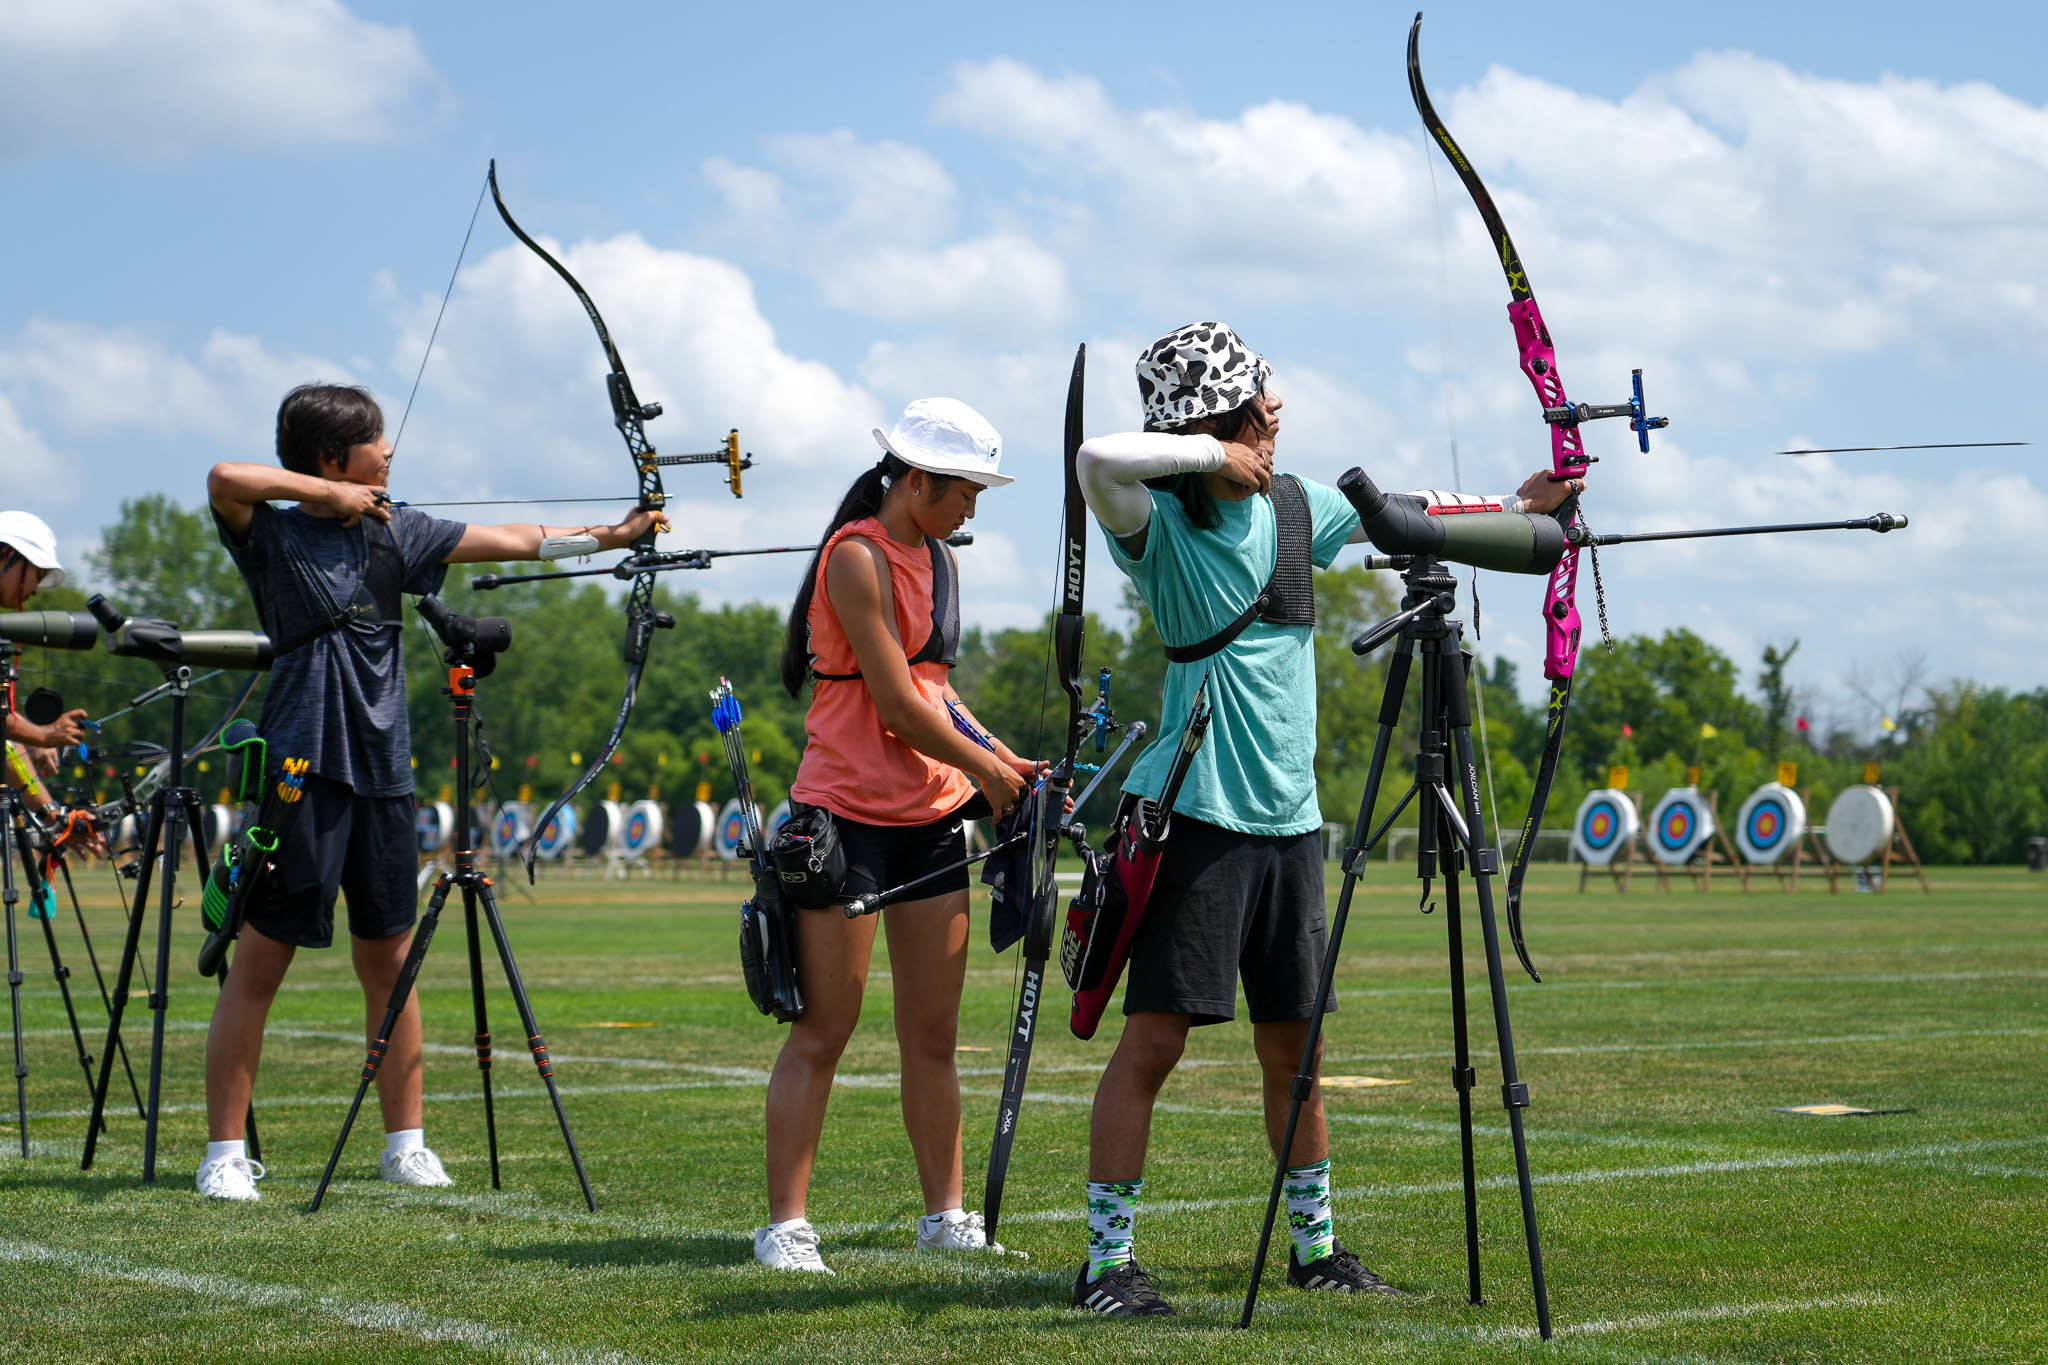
[{"xmin": 216, "ymin": 502, "xmax": 466, "ymax": 797}]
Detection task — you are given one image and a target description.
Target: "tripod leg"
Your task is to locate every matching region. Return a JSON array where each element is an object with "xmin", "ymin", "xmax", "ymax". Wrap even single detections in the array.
[
  {"xmin": 1445, "ymin": 652, "xmax": 1552, "ymax": 1340},
  {"xmin": 475, "ymin": 878, "xmax": 596, "ymax": 1210},
  {"xmin": 308, "ymin": 875, "xmax": 450, "ymax": 1212},
  {"xmin": 2, "ymin": 810, "xmax": 28, "ymax": 1156},
  {"xmin": 83, "ymin": 799, "xmax": 161, "ymax": 1170},
  {"xmin": 55, "ymin": 854, "xmax": 147, "ymax": 1122},
  {"xmin": 8, "ymin": 825, "xmax": 97, "ymax": 1118},
  {"xmin": 1440, "ymin": 854, "xmax": 1483, "ymax": 1304},
  {"xmin": 1241, "ymin": 637, "xmax": 1415, "ymax": 1329},
  {"xmin": 462, "ymin": 881, "xmax": 501, "ymax": 1189}
]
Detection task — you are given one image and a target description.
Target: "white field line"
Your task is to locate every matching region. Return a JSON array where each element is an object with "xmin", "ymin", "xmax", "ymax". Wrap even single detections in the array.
[
  {"xmin": 87, "ymin": 960, "xmax": 2047, "ymax": 997},
  {"xmin": 1492, "ymin": 1291, "xmax": 1894, "ymax": 1342},
  {"xmin": 279, "ymin": 1134, "xmax": 2048, "ymax": 1248},
  {"xmin": 0, "ymin": 1239, "xmax": 657, "ymax": 1365}
]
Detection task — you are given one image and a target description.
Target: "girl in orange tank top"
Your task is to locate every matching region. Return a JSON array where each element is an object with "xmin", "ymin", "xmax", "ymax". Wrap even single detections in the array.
[{"xmin": 753, "ymin": 399, "xmax": 1039, "ymax": 1274}]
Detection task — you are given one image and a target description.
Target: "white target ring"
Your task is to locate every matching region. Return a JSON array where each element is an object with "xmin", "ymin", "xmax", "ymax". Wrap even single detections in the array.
[
  {"xmin": 1571, "ymin": 789, "xmax": 1638, "ymax": 867},
  {"xmin": 1825, "ymin": 786, "xmax": 1895, "ymax": 865},
  {"xmin": 1735, "ymin": 783, "xmax": 1806, "ymax": 864},
  {"xmin": 1648, "ymin": 787, "xmax": 1714, "ymax": 866},
  {"xmin": 578, "ymin": 800, "xmax": 624, "ymax": 857}
]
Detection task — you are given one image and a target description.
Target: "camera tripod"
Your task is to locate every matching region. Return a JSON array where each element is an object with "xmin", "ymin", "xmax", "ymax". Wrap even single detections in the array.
[
  {"xmin": 1240, "ymin": 554, "xmax": 1551, "ymax": 1339},
  {"xmin": 308, "ymin": 646, "xmax": 594, "ymax": 1211},
  {"xmin": 81, "ymin": 664, "xmax": 261, "ymax": 1179},
  {"xmin": 1, "ymin": 642, "xmax": 139, "ymax": 1152}
]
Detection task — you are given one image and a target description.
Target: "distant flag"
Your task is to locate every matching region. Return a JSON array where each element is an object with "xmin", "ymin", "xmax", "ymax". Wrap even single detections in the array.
[
  {"xmin": 1796, "ymin": 716, "xmax": 1811, "ymax": 732},
  {"xmin": 1621, "ymin": 723, "xmax": 1633, "ymax": 738},
  {"xmin": 1700, "ymin": 722, "xmax": 1718, "ymax": 739},
  {"xmin": 1880, "ymin": 716, "xmax": 1897, "ymax": 732}
]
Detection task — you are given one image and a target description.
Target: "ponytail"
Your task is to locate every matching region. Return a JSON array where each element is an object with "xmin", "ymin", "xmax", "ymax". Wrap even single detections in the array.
[{"xmin": 780, "ymin": 454, "xmax": 911, "ymax": 697}]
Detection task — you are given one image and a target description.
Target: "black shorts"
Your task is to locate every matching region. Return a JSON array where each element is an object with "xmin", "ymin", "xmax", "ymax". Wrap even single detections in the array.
[
  {"xmin": 1123, "ymin": 815, "xmax": 1333, "ymax": 1026},
  {"xmin": 243, "ymin": 775, "xmax": 418, "ymax": 949},
  {"xmin": 829, "ymin": 802, "xmax": 974, "ymax": 906}
]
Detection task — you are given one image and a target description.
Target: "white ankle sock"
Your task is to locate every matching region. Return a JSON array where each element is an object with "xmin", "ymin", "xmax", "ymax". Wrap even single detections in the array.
[
  {"xmin": 205, "ymin": 1139, "xmax": 246, "ymax": 1163},
  {"xmin": 384, "ymin": 1128, "xmax": 424, "ymax": 1158}
]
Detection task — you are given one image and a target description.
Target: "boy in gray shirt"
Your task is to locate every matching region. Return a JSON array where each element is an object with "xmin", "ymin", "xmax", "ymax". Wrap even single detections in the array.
[{"xmin": 199, "ymin": 383, "xmax": 660, "ymax": 1201}]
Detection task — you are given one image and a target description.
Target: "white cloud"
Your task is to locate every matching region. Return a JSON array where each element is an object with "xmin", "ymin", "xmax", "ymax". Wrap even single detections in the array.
[
  {"xmin": 704, "ymin": 130, "xmax": 1073, "ymax": 332},
  {"xmin": 0, "ymin": 394, "xmax": 74, "ymax": 505},
  {"xmin": 0, "ymin": 319, "xmax": 346, "ymax": 442},
  {"xmin": 0, "ymin": 0, "xmax": 441, "ymax": 162}
]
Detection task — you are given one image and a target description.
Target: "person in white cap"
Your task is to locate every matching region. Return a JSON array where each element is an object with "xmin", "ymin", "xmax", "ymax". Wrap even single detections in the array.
[
  {"xmin": 752, "ymin": 397, "xmax": 1033, "ymax": 1274},
  {"xmin": 1065, "ymin": 323, "xmax": 1579, "ymax": 1315},
  {"xmin": 0, "ymin": 511, "xmax": 94, "ymax": 769}
]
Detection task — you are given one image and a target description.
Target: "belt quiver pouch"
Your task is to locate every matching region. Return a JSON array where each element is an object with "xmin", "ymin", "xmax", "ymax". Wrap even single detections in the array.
[
  {"xmin": 770, "ymin": 803, "xmax": 848, "ymax": 910},
  {"xmin": 741, "ymin": 862, "xmax": 804, "ymax": 1022}
]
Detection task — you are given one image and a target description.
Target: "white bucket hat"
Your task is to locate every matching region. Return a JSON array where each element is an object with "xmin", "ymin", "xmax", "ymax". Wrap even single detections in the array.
[
  {"xmin": 871, "ymin": 397, "xmax": 1013, "ymax": 488},
  {"xmin": 0, "ymin": 510, "xmax": 65, "ymax": 588}
]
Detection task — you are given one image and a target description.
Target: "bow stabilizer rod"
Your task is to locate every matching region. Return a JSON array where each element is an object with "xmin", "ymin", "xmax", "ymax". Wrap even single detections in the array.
[
  {"xmin": 1568, "ymin": 513, "xmax": 1908, "ymax": 547},
  {"xmin": 471, "ymin": 533, "xmax": 976, "ymax": 590}
]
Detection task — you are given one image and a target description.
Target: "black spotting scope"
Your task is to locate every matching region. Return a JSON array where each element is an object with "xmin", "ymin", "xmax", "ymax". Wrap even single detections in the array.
[
  {"xmin": 0, "ymin": 611, "xmax": 100, "ymax": 650},
  {"xmin": 1337, "ymin": 468, "xmax": 1566, "ymax": 576},
  {"xmin": 87, "ymin": 595, "xmax": 275, "ymax": 670}
]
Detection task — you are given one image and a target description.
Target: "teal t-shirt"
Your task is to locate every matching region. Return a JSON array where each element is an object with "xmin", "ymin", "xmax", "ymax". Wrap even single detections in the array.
[{"xmin": 1106, "ymin": 476, "xmax": 1360, "ymax": 836}]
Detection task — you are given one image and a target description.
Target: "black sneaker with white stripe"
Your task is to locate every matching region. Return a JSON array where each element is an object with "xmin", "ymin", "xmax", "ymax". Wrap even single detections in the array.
[
  {"xmin": 1072, "ymin": 1260, "xmax": 1175, "ymax": 1315},
  {"xmin": 1287, "ymin": 1242, "xmax": 1408, "ymax": 1295}
]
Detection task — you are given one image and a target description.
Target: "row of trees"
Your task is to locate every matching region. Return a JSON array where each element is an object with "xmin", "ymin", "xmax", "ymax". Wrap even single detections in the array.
[{"xmin": 22, "ymin": 495, "xmax": 2045, "ymax": 863}]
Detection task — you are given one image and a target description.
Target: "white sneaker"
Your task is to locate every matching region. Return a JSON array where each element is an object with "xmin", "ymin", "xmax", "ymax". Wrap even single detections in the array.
[
  {"xmin": 380, "ymin": 1146, "xmax": 454, "ymax": 1187},
  {"xmin": 917, "ymin": 1208, "xmax": 1005, "ymax": 1254},
  {"xmin": 196, "ymin": 1154, "xmax": 265, "ymax": 1201},
  {"xmin": 754, "ymin": 1218, "xmax": 834, "ymax": 1274}
]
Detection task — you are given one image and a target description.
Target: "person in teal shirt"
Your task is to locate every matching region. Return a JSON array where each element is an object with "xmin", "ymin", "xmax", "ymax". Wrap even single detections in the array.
[{"xmin": 1066, "ymin": 322, "xmax": 1579, "ymax": 1316}]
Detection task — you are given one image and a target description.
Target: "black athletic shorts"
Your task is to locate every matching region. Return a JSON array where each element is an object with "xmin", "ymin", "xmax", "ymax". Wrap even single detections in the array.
[
  {"xmin": 1122, "ymin": 815, "xmax": 1333, "ymax": 1026},
  {"xmin": 829, "ymin": 800, "xmax": 977, "ymax": 906},
  {"xmin": 243, "ymin": 774, "xmax": 419, "ymax": 949}
]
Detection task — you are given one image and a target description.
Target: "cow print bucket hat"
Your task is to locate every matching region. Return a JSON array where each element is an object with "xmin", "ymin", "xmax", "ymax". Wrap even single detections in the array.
[{"xmin": 1135, "ymin": 322, "xmax": 1272, "ymax": 432}]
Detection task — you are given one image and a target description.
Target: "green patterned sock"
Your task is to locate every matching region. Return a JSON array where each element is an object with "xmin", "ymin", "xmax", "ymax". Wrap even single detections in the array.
[
  {"xmin": 1284, "ymin": 1159, "xmax": 1335, "ymax": 1263},
  {"xmin": 1085, "ymin": 1178, "xmax": 1142, "ymax": 1281}
]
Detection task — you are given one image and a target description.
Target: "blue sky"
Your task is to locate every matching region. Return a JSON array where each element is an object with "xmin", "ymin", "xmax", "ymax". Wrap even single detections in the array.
[{"xmin": 3, "ymin": 0, "xmax": 2042, "ymax": 730}]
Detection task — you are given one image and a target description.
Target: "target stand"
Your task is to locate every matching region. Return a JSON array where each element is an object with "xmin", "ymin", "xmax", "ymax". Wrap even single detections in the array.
[
  {"xmin": 1572, "ymin": 788, "xmax": 1652, "ymax": 895},
  {"xmin": 1735, "ymin": 783, "xmax": 1834, "ymax": 891},
  {"xmin": 1642, "ymin": 786, "xmax": 1747, "ymax": 892},
  {"xmin": 1820, "ymin": 785, "xmax": 1931, "ymax": 895}
]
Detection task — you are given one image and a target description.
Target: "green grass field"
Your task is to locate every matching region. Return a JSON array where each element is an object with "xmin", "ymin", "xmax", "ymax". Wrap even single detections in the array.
[{"xmin": 2, "ymin": 858, "xmax": 2043, "ymax": 1363}]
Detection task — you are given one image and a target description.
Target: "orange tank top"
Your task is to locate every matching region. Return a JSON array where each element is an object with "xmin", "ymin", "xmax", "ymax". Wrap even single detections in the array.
[{"xmin": 790, "ymin": 517, "xmax": 976, "ymax": 826}]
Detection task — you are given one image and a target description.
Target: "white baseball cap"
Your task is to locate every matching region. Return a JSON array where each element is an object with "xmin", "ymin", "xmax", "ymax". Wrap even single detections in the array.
[
  {"xmin": 0, "ymin": 511, "xmax": 65, "ymax": 588},
  {"xmin": 871, "ymin": 397, "xmax": 1013, "ymax": 488}
]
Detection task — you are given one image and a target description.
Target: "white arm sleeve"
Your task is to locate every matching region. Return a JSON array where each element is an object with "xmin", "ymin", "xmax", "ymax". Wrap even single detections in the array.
[{"xmin": 1075, "ymin": 431, "xmax": 1226, "ymax": 537}]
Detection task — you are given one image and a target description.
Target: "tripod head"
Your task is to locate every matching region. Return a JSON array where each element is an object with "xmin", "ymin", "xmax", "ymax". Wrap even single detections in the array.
[
  {"xmin": 87, "ymin": 595, "xmax": 274, "ymax": 673},
  {"xmin": 416, "ymin": 595, "xmax": 511, "ymax": 677},
  {"xmin": 1351, "ymin": 555, "xmax": 1463, "ymax": 657}
]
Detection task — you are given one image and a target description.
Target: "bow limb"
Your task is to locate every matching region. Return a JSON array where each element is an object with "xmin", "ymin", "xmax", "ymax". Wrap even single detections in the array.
[
  {"xmin": 984, "ymin": 342, "xmax": 1087, "ymax": 1246},
  {"xmin": 1410, "ymin": 14, "xmax": 1594, "ymax": 979},
  {"xmin": 520, "ymin": 657, "xmax": 645, "ymax": 882}
]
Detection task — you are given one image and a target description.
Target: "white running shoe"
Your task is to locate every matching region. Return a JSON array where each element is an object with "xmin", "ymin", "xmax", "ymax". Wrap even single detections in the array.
[
  {"xmin": 196, "ymin": 1154, "xmax": 265, "ymax": 1202},
  {"xmin": 917, "ymin": 1208, "xmax": 1005, "ymax": 1255},
  {"xmin": 755, "ymin": 1219, "xmax": 834, "ymax": 1274},
  {"xmin": 380, "ymin": 1146, "xmax": 454, "ymax": 1187}
]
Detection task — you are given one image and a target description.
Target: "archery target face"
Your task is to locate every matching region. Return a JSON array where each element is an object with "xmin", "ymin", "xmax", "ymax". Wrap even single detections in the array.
[
  {"xmin": 1648, "ymin": 787, "xmax": 1714, "ymax": 865},
  {"xmin": 1571, "ymin": 788, "xmax": 1638, "ymax": 866},
  {"xmin": 622, "ymin": 800, "xmax": 664, "ymax": 858},
  {"xmin": 535, "ymin": 804, "xmax": 580, "ymax": 860},
  {"xmin": 415, "ymin": 801, "xmax": 453, "ymax": 854},
  {"xmin": 1824, "ymin": 785, "xmax": 1895, "ymax": 865},
  {"xmin": 716, "ymin": 799, "xmax": 748, "ymax": 860},
  {"xmin": 492, "ymin": 802, "xmax": 533, "ymax": 858},
  {"xmin": 1736, "ymin": 783, "xmax": 1807, "ymax": 864}
]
